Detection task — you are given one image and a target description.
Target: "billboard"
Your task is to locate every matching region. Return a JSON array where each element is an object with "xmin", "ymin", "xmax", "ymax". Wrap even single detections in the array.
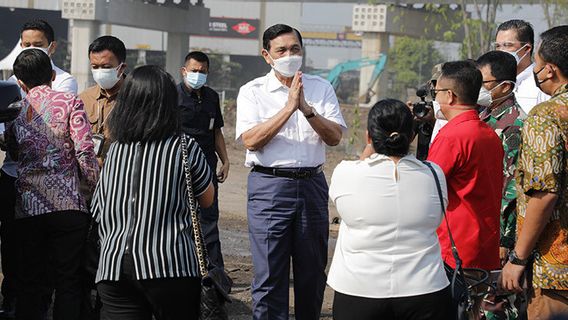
[{"xmin": 208, "ymin": 17, "xmax": 260, "ymax": 39}]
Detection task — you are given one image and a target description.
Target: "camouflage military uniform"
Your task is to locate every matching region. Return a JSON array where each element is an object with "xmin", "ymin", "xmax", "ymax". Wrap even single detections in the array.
[{"xmin": 479, "ymin": 97, "xmax": 526, "ymax": 249}]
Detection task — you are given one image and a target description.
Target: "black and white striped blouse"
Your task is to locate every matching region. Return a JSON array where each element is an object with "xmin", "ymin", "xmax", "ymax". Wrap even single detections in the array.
[{"xmin": 91, "ymin": 135, "xmax": 212, "ymax": 282}]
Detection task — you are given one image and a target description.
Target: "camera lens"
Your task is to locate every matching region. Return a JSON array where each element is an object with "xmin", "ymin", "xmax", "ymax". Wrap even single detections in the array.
[{"xmin": 413, "ymin": 102, "xmax": 427, "ymax": 118}]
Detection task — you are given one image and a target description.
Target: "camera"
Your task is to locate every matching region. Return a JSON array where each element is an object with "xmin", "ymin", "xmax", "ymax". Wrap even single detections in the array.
[
  {"xmin": 0, "ymin": 81, "xmax": 22, "ymax": 123},
  {"xmin": 412, "ymin": 85, "xmax": 433, "ymax": 119}
]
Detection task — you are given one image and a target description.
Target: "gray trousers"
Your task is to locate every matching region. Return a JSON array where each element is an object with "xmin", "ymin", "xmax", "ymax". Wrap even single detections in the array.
[{"xmin": 247, "ymin": 171, "xmax": 329, "ymax": 320}]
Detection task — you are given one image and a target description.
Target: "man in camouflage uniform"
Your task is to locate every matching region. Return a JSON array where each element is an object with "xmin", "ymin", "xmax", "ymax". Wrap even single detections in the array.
[
  {"xmin": 476, "ymin": 51, "xmax": 526, "ymax": 320},
  {"xmin": 477, "ymin": 51, "xmax": 527, "ymax": 264}
]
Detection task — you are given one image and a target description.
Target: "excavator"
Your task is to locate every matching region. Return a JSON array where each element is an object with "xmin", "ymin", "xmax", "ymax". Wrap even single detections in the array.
[{"xmin": 316, "ymin": 54, "xmax": 387, "ymax": 104}]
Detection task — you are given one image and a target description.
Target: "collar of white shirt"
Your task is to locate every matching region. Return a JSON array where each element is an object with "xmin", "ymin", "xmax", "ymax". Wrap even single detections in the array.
[
  {"xmin": 266, "ymin": 69, "xmax": 289, "ymax": 92},
  {"xmin": 516, "ymin": 62, "xmax": 534, "ymax": 85}
]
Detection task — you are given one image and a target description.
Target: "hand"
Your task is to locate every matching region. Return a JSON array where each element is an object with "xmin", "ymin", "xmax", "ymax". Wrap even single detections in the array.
[
  {"xmin": 217, "ymin": 161, "xmax": 230, "ymax": 183},
  {"xmin": 286, "ymin": 71, "xmax": 302, "ymax": 111},
  {"xmin": 299, "ymin": 87, "xmax": 311, "ymax": 115},
  {"xmin": 499, "ymin": 247, "xmax": 509, "ymax": 267},
  {"xmin": 501, "ymin": 261, "xmax": 525, "ymax": 293}
]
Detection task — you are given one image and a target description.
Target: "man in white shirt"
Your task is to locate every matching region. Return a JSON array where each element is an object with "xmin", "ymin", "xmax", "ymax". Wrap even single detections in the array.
[
  {"xmin": 494, "ymin": 19, "xmax": 549, "ymax": 114},
  {"xmin": 0, "ymin": 19, "xmax": 78, "ymax": 318},
  {"xmin": 236, "ymin": 24, "xmax": 346, "ymax": 320}
]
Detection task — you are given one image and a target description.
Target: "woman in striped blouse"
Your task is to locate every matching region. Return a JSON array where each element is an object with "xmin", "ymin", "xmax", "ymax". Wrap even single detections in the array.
[{"xmin": 91, "ymin": 65, "xmax": 214, "ymax": 320}]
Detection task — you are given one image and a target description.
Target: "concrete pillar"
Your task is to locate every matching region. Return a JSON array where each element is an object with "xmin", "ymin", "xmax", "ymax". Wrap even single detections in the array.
[
  {"xmin": 166, "ymin": 32, "xmax": 189, "ymax": 83},
  {"xmin": 359, "ymin": 32, "xmax": 388, "ymax": 106},
  {"xmin": 70, "ymin": 19, "xmax": 99, "ymax": 92}
]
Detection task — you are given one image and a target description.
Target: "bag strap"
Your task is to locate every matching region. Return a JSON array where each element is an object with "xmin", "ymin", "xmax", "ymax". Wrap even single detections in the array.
[
  {"xmin": 180, "ymin": 134, "xmax": 209, "ymax": 277},
  {"xmin": 422, "ymin": 161, "xmax": 467, "ymax": 297}
]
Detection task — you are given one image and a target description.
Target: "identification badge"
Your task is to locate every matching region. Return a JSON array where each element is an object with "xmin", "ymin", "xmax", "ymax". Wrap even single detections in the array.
[
  {"xmin": 209, "ymin": 118, "xmax": 215, "ymax": 130},
  {"xmin": 92, "ymin": 133, "xmax": 105, "ymax": 157}
]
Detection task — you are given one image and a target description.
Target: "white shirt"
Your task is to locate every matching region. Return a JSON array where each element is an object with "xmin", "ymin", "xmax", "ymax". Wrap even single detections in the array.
[
  {"xmin": 327, "ymin": 154, "xmax": 450, "ymax": 298},
  {"xmin": 429, "ymin": 118, "xmax": 448, "ymax": 145},
  {"xmin": 8, "ymin": 63, "xmax": 78, "ymax": 97},
  {"xmin": 2, "ymin": 62, "xmax": 77, "ymax": 177},
  {"xmin": 236, "ymin": 70, "xmax": 346, "ymax": 167},
  {"xmin": 515, "ymin": 62, "xmax": 549, "ymax": 114}
]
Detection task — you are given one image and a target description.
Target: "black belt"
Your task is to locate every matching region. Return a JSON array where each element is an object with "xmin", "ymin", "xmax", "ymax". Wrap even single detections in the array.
[{"xmin": 252, "ymin": 165, "xmax": 323, "ymax": 179}]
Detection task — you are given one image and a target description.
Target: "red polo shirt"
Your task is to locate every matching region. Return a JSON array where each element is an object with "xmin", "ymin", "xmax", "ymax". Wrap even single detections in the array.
[{"xmin": 428, "ymin": 110, "xmax": 503, "ymax": 270}]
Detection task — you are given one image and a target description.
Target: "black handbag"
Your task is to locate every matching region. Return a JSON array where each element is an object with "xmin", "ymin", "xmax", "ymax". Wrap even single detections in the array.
[
  {"xmin": 423, "ymin": 161, "xmax": 476, "ymax": 320},
  {"xmin": 84, "ymin": 219, "xmax": 100, "ymax": 280},
  {"xmin": 180, "ymin": 134, "xmax": 231, "ymax": 320}
]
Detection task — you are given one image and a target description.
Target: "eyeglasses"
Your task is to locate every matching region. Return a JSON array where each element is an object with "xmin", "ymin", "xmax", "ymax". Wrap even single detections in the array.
[
  {"xmin": 490, "ymin": 41, "xmax": 527, "ymax": 50},
  {"xmin": 430, "ymin": 88, "xmax": 452, "ymax": 99}
]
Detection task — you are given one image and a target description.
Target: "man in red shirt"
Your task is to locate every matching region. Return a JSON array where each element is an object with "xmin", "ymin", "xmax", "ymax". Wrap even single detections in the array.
[{"xmin": 428, "ymin": 60, "xmax": 504, "ymax": 272}]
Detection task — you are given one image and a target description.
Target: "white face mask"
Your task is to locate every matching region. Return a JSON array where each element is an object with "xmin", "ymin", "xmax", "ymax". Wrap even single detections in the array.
[
  {"xmin": 432, "ymin": 101, "xmax": 447, "ymax": 120},
  {"xmin": 91, "ymin": 64, "xmax": 123, "ymax": 90},
  {"xmin": 477, "ymin": 87, "xmax": 493, "ymax": 107},
  {"xmin": 477, "ymin": 81, "xmax": 515, "ymax": 107},
  {"xmin": 267, "ymin": 52, "xmax": 303, "ymax": 77},
  {"xmin": 504, "ymin": 43, "xmax": 529, "ymax": 65},
  {"xmin": 22, "ymin": 42, "xmax": 52, "ymax": 57}
]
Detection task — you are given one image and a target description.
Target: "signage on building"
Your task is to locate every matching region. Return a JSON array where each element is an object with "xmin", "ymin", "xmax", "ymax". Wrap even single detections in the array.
[{"xmin": 208, "ymin": 17, "xmax": 259, "ymax": 39}]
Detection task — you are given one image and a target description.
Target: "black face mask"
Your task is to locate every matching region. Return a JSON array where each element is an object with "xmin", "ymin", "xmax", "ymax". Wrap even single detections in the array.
[{"xmin": 533, "ymin": 66, "xmax": 548, "ymax": 90}]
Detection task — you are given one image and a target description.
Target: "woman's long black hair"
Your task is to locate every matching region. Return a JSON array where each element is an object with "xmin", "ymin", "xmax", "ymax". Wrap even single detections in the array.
[{"xmin": 108, "ymin": 65, "xmax": 180, "ymax": 143}]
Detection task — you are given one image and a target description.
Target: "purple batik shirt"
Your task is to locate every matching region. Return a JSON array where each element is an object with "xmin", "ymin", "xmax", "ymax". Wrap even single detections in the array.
[{"xmin": 5, "ymin": 85, "xmax": 99, "ymax": 219}]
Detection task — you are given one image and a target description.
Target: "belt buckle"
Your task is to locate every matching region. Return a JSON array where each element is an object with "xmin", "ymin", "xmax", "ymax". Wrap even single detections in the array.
[{"xmin": 296, "ymin": 170, "xmax": 310, "ymax": 179}]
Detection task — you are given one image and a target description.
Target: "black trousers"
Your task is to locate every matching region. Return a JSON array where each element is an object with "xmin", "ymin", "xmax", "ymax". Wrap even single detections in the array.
[
  {"xmin": 97, "ymin": 254, "xmax": 201, "ymax": 320},
  {"xmin": 333, "ymin": 286, "xmax": 453, "ymax": 320},
  {"xmin": 15, "ymin": 210, "xmax": 90, "ymax": 320},
  {"xmin": 0, "ymin": 170, "xmax": 17, "ymax": 305}
]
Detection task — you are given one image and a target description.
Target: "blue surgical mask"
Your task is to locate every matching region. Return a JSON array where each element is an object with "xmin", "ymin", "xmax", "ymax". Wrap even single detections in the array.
[{"xmin": 185, "ymin": 72, "xmax": 207, "ymax": 89}]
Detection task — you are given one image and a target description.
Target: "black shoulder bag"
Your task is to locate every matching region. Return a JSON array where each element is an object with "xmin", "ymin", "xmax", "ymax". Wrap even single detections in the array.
[
  {"xmin": 180, "ymin": 134, "xmax": 231, "ymax": 320},
  {"xmin": 422, "ymin": 161, "xmax": 475, "ymax": 320}
]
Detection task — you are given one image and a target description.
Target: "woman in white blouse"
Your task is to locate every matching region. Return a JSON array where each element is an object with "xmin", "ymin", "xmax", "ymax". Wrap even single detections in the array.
[{"xmin": 328, "ymin": 99, "xmax": 451, "ymax": 320}]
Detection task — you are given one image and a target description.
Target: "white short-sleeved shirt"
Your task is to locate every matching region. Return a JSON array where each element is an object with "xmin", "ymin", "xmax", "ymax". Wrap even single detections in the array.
[
  {"xmin": 2, "ymin": 62, "xmax": 78, "ymax": 177},
  {"xmin": 514, "ymin": 63, "xmax": 549, "ymax": 115},
  {"xmin": 236, "ymin": 70, "xmax": 346, "ymax": 168},
  {"xmin": 327, "ymin": 154, "xmax": 450, "ymax": 298}
]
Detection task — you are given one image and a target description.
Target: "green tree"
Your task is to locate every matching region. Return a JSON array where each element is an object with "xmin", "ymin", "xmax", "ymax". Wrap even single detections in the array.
[
  {"xmin": 540, "ymin": 0, "xmax": 568, "ymax": 28},
  {"xmin": 387, "ymin": 36, "xmax": 443, "ymax": 100},
  {"xmin": 206, "ymin": 53, "xmax": 242, "ymax": 92}
]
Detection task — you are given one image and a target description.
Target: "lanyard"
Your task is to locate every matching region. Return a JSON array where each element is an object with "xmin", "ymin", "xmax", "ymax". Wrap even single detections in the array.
[{"xmin": 96, "ymin": 99, "xmax": 113, "ymax": 134}]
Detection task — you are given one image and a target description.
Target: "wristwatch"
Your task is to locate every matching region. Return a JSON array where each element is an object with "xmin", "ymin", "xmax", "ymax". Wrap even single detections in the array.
[
  {"xmin": 304, "ymin": 104, "xmax": 316, "ymax": 119},
  {"xmin": 508, "ymin": 250, "xmax": 528, "ymax": 266}
]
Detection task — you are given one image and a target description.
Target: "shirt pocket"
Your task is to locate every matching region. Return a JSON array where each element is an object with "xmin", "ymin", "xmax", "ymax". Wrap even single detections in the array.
[{"xmin": 85, "ymin": 104, "xmax": 99, "ymax": 126}]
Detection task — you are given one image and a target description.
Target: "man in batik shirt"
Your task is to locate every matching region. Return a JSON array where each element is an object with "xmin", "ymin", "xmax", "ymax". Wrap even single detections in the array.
[{"xmin": 502, "ymin": 26, "xmax": 568, "ymax": 319}]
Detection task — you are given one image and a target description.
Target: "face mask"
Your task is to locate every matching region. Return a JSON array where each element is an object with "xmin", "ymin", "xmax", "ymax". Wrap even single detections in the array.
[
  {"xmin": 477, "ymin": 87, "xmax": 493, "ymax": 107},
  {"xmin": 477, "ymin": 81, "xmax": 515, "ymax": 107},
  {"xmin": 504, "ymin": 43, "xmax": 529, "ymax": 65},
  {"xmin": 533, "ymin": 66, "xmax": 548, "ymax": 91},
  {"xmin": 267, "ymin": 52, "xmax": 303, "ymax": 77},
  {"xmin": 22, "ymin": 42, "xmax": 52, "ymax": 56},
  {"xmin": 185, "ymin": 72, "xmax": 207, "ymax": 89},
  {"xmin": 432, "ymin": 101, "xmax": 447, "ymax": 120},
  {"xmin": 91, "ymin": 64, "xmax": 122, "ymax": 90}
]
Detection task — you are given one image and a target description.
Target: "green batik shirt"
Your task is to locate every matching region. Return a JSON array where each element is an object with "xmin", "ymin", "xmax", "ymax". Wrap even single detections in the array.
[{"xmin": 479, "ymin": 97, "xmax": 526, "ymax": 249}]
